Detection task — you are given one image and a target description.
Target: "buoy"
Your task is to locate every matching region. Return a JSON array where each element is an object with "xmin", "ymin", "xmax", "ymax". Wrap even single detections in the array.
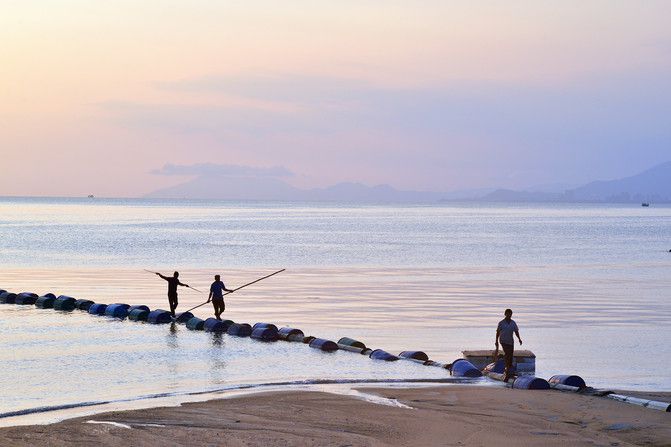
[
  {"xmin": 186, "ymin": 317, "xmax": 205, "ymax": 330},
  {"xmin": 251, "ymin": 326, "xmax": 278, "ymax": 341},
  {"xmin": 483, "ymin": 359, "xmax": 506, "ymax": 374},
  {"xmin": 174, "ymin": 312, "xmax": 194, "ymax": 323},
  {"xmin": 88, "ymin": 303, "xmax": 108, "ymax": 315},
  {"xmin": 369, "ymin": 349, "xmax": 399, "ymax": 361},
  {"xmin": 399, "ymin": 351, "xmax": 430, "ymax": 363},
  {"xmin": 35, "ymin": 295, "xmax": 57, "ymax": 308},
  {"xmin": 104, "ymin": 303, "xmax": 130, "ymax": 319},
  {"xmin": 512, "ymin": 376, "xmax": 550, "ymax": 390},
  {"xmin": 302, "ymin": 335, "xmax": 316, "ymax": 344},
  {"xmin": 128, "ymin": 308, "xmax": 150, "ymax": 322},
  {"xmin": 15, "ymin": 292, "xmax": 39, "ymax": 305},
  {"xmin": 74, "ymin": 299, "xmax": 95, "ymax": 311},
  {"xmin": 53, "ymin": 296, "xmax": 77, "ymax": 311},
  {"xmin": 147, "ymin": 309, "xmax": 172, "ymax": 324},
  {"xmin": 0, "ymin": 292, "xmax": 17, "ymax": 304},
  {"xmin": 252, "ymin": 322, "xmax": 278, "ymax": 332},
  {"xmin": 227, "ymin": 323, "xmax": 252, "ymax": 337},
  {"xmin": 204, "ymin": 318, "xmax": 234, "ymax": 333},
  {"xmin": 128, "ymin": 305, "xmax": 150, "ymax": 313},
  {"xmin": 337, "ymin": 337, "xmax": 367, "ymax": 353},
  {"xmin": 548, "ymin": 375, "xmax": 586, "ymax": 389},
  {"xmin": 277, "ymin": 327, "xmax": 305, "ymax": 342},
  {"xmin": 309, "ymin": 338, "xmax": 338, "ymax": 352},
  {"xmin": 450, "ymin": 359, "xmax": 483, "ymax": 377}
]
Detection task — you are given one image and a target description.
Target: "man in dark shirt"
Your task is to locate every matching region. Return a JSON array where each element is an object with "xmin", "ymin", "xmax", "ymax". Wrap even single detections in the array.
[
  {"xmin": 495, "ymin": 308, "xmax": 523, "ymax": 382},
  {"xmin": 156, "ymin": 271, "xmax": 189, "ymax": 317},
  {"xmin": 207, "ymin": 274, "xmax": 233, "ymax": 320}
]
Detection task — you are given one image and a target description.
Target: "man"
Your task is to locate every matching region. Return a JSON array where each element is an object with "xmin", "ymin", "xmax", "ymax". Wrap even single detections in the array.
[
  {"xmin": 156, "ymin": 271, "xmax": 189, "ymax": 317},
  {"xmin": 207, "ymin": 274, "xmax": 233, "ymax": 320},
  {"xmin": 495, "ymin": 308, "xmax": 522, "ymax": 382}
]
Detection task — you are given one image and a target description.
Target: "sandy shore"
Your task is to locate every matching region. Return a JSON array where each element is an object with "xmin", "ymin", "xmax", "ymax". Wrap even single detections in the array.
[{"xmin": 1, "ymin": 386, "xmax": 669, "ymax": 446}]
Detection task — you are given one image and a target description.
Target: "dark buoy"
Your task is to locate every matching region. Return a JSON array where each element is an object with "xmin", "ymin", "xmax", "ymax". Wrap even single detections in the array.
[
  {"xmin": 338, "ymin": 337, "xmax": 366, "ymax": 349},
  {"xmin": 53, "ymin": 296, "xmax": 77, "ymax": 311},
  {"xmin": 186, "ymin": 317, "xmax": 205, "ymax": 330},
  {"xmin": 512, "ymin": 376, "xmax": 550, "ymax": 390},
  {"xmin": 548, "ymin": 375, "xmax": 586, "ymax": 389},
  {"xmin": 15, "ymin": 292, "xmax": 39, "ymax": 305},
  {"xmin": 0, "ymin": 292, "xmax": 17, "ymax": 304},
  {"xmin": 74, "ymin": 299, "xmax": 95, "ymax": 311},
  {"xmin": 252, "ymin": 322, "xmax": 278, "ymax": 332},
  {"xmin": 35, "ymin": 294, "xmax": 57, "ymax": 309},
  {"xmin": 251, "ymin": 326, "xmax": 278, "ymax": 341},
  {"xmin": 174, "ymin": 312, "xmax": 194, "ymax": 323},
  {"xmin": 450, "ymin": 359, "xmax": 483, "ymax": 377},
  {"xmin": 104, "ymin": 303, "xmax": 130, "ymax": 319},
  {"xmin": 369, "ymin": 349, "xmax": 399, "ymax": 361},
  {"xmin": 204, "ymin": 318, "xmax": 233, "ymax": 333},
  {"xmin": 301, "ymin": 335, "xmax": 316, "ymax": 344},
  {"xmin": 227, "ymin": 323, "xmax": 253, "ymax": 337},
  {"xmin": 277, "ymin": 327, "xmax": 305, "ymax": 342},
  {"xmin": 337, "ymin": 337, "xmax": 367, "ymax": 352},
  {"xmin": 309, "ymin": 338, "xmax": 339, "ymax": 352},
  {"xmin": 128, "ymin": 305, "xmax": 150, "ymax": 313},
  {"xmin": 147, "ymin": 309, "xmax": 172, "ymax": 324},
  {"xmin": 399, "ymin": 351, "xmax": 429, "ymax": 362},
  {"xmin": 128, "ymin": 308, "xmax": 150, "ymax": 322},
  {"xmin": 88, "ymin": 303, "xmax": 108, "ymax": 315},
  {"xmin": 483, "ymin": 359, "xmax": 506, "ymax": 374}
]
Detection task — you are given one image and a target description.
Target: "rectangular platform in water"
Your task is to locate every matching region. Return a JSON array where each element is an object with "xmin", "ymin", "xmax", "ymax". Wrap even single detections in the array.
[{"xmin": 462, "ymin": 349, "xmax": 536, "ymax": 375}]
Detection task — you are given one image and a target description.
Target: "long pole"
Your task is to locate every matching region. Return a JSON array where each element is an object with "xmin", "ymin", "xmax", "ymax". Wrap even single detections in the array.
[{"xmin": 183, "ymin": 269, "xmax": 286, "ymax": 314}]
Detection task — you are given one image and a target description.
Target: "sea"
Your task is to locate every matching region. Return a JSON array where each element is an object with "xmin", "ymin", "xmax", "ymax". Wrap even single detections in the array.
[{"xmin": 1, "ymin": 197, "xmax": 670, "ymax": 426}]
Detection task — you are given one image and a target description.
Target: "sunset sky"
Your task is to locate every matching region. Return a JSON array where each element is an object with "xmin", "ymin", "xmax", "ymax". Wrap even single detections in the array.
[{"xmin": 2, "ymin": 1, "xmax": 670, "ymax": 196}]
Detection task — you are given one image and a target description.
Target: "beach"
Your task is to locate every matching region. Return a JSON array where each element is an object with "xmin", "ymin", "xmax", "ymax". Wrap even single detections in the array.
[{"xmin": 1, "ymin": 386, "xmax": 669, "ymax": 446}]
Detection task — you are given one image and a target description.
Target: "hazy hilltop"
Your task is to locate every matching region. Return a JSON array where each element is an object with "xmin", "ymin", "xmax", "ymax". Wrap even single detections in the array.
[
  {"xmin": 146, "ymin": 173, "xmax": 443, "ymax": 203},
  {"xmin": 478, "ymin": 161, "xmax": 671, "ymax": 203},
  {"xmin": 146, "ymin": 161, "xmax": 671, "ymax": 203},
  {"xmin": 565, "ymin": 161, "xmax": 671, "ymax": 202}
]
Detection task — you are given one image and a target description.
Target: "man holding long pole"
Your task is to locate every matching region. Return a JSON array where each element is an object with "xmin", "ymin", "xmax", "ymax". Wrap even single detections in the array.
[
  {"xmin": 207, "ymin": 274, "xmax": 233, "ymax": 320},
  {"xmin": 155, "ymin": 271, "xmax": 190, "ymax": 317}
]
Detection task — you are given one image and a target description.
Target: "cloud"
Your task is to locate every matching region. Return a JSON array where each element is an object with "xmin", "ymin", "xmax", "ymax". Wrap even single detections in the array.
[
  {"xmin": 108, "ymin": 71, "xmax": 671, "ymax": 190},
  {"xmin": 151, "ymin": 163, "xmax": 293, "ymax": 178}
]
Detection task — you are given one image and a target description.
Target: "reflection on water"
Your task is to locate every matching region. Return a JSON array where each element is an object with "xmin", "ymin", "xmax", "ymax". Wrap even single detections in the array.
[
  {"xmin": 1, "ymin": 264, "xmax": 670, "ymax": 425},
  {"xmin": 1, "ymin": 200, "xmax": 670, "ymax": 425}
]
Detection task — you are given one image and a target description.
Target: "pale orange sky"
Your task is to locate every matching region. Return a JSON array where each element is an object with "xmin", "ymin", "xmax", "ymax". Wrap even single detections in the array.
[{"xmin": 1, "ymin": 1, "xmax": 670, "ymax": 196}]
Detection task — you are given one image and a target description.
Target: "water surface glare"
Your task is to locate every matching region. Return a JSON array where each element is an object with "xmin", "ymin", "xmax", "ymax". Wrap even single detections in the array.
[{"xmin": 1, "ymin": 199, "xmax": 670, "ymax": 425}]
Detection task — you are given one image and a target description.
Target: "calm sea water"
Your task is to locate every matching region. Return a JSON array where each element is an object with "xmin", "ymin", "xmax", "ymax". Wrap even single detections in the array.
[{"xmin": 1, "ymin": 198, "xmax": 670, "ymax": 425}]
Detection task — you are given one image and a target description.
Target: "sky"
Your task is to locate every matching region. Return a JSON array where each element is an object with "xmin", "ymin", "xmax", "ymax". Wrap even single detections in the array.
[{"xmin": 1, "ymin": 1, "xmax": 670, "ymax": 197}]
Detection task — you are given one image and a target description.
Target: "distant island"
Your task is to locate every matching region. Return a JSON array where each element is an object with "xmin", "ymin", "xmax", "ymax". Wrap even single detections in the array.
[{"xmin": 146, "ymin": 161, "xmax": 671, "ymax": 203}]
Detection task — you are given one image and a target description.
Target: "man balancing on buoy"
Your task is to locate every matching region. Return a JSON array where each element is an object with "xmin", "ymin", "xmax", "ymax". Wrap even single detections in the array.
[
  {"xmin": 495, "ymin": 308, "xmax": 523, "ymax": 382},
  {"xmin": 207, "ymin": 274, "xmax": 233, "ymax": 320},
  {"xmin": 154, "ymin": 271, "xmax": 191, "ymax": 317}
]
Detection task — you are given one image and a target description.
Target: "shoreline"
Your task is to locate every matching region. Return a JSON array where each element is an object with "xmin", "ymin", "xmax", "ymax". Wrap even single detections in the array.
[{"xmin": 1, "ymin": 385, "xmax": 669, "ymax": 446}]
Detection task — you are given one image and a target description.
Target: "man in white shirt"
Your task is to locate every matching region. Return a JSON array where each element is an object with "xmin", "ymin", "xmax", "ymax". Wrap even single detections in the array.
[{"xmin": 495, "ymin": 308, "xmax": 523, "ymax": 381}]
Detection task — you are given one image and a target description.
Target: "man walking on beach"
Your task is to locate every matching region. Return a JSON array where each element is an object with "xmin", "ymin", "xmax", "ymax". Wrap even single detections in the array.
[
  {"xmin": 155, "ymin": 271, "xmax": 190, "ymax": 317},
  {"xmin": 495, "ymin": 308, "xmax": 522, "ymax": 381},
  {"xmin": 207, "ymin": 274, "xmax": 233, "ymax": 320}
]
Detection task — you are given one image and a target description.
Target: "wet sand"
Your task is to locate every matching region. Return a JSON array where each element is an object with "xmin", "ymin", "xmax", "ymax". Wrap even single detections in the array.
[{"xmin": 1, "ymin": 386, "xmax": 669, "ymax": 446}]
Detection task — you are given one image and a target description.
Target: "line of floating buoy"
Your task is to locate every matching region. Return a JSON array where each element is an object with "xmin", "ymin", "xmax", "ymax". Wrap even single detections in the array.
[{"xmin": 2, "ymin": 287, "xmax": 670, "ymax": 412}]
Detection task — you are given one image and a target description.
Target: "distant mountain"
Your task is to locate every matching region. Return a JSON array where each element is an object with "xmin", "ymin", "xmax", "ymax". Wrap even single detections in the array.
[
  {"xmin": 147, "ymin": 161, "xmax": 671, "ymax": 203},
  {"xmin": 564, "ymin": 161, "xmax": 671, "ymax": 203},
  {"xmin": 146, "ymin": 176, "xmax": 443, "ymax": 203},
  {"xmin": 478, "ymin": 161, "xmax": 671, "ymax": 203}
]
